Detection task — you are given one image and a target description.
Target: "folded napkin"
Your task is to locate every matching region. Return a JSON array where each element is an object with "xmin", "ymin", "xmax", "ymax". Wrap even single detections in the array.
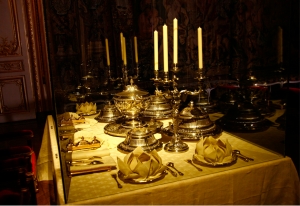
[
  {"xmin": 194, "ymin": 136, "xmax": 233, "ymax": 164},
  {"xmin": 66, "ymin": 148, "xmax": 116, "ymax": 175},
  {"xmin": 57, "ymin": 112, "xmax": 98, "ymax": 128},
  {"xmin": 66, "ymin": 148, "xmax": 110, "ymax": 161},
  {"xmin": 68, "ymin": 156, "xmax": 117, "ymax": 174},
  {"xmin": 117, "ymin": 147, "xmax": 167, "ymax": 180}
]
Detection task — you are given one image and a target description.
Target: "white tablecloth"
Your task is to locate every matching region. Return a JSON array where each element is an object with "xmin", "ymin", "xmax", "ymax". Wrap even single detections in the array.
[{"xmin": 37, "ymin": 115, "xmax": 299, "ymax": 205}]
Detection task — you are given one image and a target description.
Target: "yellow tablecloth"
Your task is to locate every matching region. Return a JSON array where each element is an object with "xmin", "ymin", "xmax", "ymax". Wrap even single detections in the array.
[{"xmin": 37, "ymin": 115, "xmax": 299, "ymax": 205}]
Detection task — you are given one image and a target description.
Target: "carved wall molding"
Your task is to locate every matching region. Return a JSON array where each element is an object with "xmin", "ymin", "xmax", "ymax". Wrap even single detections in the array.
[
  {"xmin": 24, "ymin": 0, "xmax": 53, "ymax": 112},
  {"xmin": 0, "ymin": 76, "xmax": 27, "ymax": 114},
  {"xmin": 0, "ymin": 0, "xmax": 21, "ymax": 56},
  {"xmin": 0, "ymin": 60, "xmax": 23, "ymax": 72},
  {"xmin": 24, "ymin": 0, "xmax": 41, "ymax": 111}
]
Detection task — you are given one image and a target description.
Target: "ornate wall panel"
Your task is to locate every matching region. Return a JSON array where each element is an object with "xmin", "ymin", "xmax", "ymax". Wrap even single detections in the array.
[
  {"xmin": 0, "ymin": 76, "xmax": 28, "ymax": 114},
  {"xmin": 0, "ymin": 60, "xmax": 23, "ymax": 72},
  {"xmin": 0, "ymin": 0, "xmax": 21, "ymax": 56},
  {"xmin": 0, "ymin": 0, "xmax": 52, "ymax": 122}
]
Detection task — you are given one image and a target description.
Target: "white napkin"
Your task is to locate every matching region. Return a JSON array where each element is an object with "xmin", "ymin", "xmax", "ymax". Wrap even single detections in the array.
[
  {"xmin": 117, "ymin": 147, "xmax": 167, "ymax": 180},
  {"xmin": 65, "ymin": 148, "xmax": 110, "ymax": 161},
  {"xmin": 194, "ymin": 136, "xmax": 233, "ymax": 164}
]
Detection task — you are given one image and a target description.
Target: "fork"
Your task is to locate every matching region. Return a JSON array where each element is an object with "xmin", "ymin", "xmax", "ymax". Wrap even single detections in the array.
[
  {"xmin": 111, "ymin": 173, "xmax": 122, "ymax": 188},
  {"xmin": 185, "ymin": 159, "xmax": 203, "ymax": 171}
]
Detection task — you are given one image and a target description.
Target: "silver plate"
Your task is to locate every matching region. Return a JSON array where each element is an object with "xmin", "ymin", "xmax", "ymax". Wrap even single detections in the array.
[
  {"xmin": 193, "ymin": 153, "xmax": 237, "ymax": 167},
  {"xmin": 118, "ymin": 170, "xmax": 167, "ymax": 184},
  {"xmin": 76, "ymin": 111, "xmax": 98, "ymax": 116}
]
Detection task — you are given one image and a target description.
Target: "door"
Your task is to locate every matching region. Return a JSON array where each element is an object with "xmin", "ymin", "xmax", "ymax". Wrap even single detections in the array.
[{"xmin": 0, "ymin": 0, "xmax": 52, "ymax": 123}]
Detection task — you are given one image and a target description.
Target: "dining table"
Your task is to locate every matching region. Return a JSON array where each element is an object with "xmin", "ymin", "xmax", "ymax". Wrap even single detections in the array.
[{"xmin": 37, "ymin": 114, "xmax": 299, "ymax": 205}]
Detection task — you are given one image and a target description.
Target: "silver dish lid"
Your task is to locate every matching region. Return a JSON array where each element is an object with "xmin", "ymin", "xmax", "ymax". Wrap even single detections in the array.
[
  {"xmin": 95, "ymin": 101, "xmax": 122, "ymax": 123},
  {"xmin": 117, "ymin": 127, "xmax": 162, "ymax": 153},
  {"xmin": 113, "ymin": 79, "xmax": 149, "ymax": 101},
  {"xmin": 179, "ymin": 101, "xmax": 209, "ymax": 120},
  {"xmin": 143, "ymin": 94, "xmax": 173, "ymax": 119},
  {"xmin": 178, "ymin": 101, "xmax": 215, "ymax": 130}
]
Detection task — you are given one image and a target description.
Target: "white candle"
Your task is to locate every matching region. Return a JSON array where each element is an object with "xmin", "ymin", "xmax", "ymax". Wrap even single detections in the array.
[
  {"xmin": 173, "ymin": 18, "xmax": 178, "ymax": 64},
  {"xmin": 198, "ymin": 27, "xmax": 203, "ymax": 69},
  {"xmin": 154, "ymin": 30, "xmax": 158, "ymax": 71},
  {"xmin": 120, "ymin": 33, "xmax": 123, "ymax": 61},
  {"xmin": 163, "ymin": 24, "xmax": 168, "ymax": 72},
  {"xmin": 123, "ymin": 36, "xmax": 127, "ymax": 66},
  {"xmin": 278, "ymin": 26, "xmax": 283, "ymax": 64},
  {"xmin": 134, "ymin": 36, "xmax": 138, "ymax": 63},
  {"xmin": 105, "ymin": 38, "xmax": 110, "ymax": 66}
]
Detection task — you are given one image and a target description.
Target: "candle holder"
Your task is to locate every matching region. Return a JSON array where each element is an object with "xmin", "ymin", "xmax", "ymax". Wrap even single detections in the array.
[
  {"xmin": 107, "ymin": 66, "xmax": 121, "ymax": 82},
  {"xmin": 150, "ymin": 70, "xmax": 161, "ymax": 92},
  {"xmin": 162, "ymin": 71, "xmax": 173, "ymax": 101},
  {"xmin": 171, "ymin": 63, "xmax": 180, "ymax": 73},
  {"xmin": 163, "ymin": 66, "xmax": 189, "ymax": 152},
  {"xmin": 160, "ymin": 67, "xmax": 221, "ymax": 141},
  {"xmin": 132, "ymin": 63, "xmax": 140, "ymax": 80},
  {"xmin": 122, "ymin": 64, "xmax": 129, "ymax": 88},
  {"xmin": 164, "ymin": 87, "xmax": 189, "ymax": 153},
  {"xmin": 192, "ymin": 68, "xmax": 217, "ymax": 113}
]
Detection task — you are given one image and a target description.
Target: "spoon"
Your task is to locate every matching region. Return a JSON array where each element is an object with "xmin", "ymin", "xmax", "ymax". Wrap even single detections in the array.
[
  {"xmin": 111, "ymin": 173, "xmax": 122, "ymax": 188},
  {"xmin": 233, "ymin": 150, "xmax": 254, "ymax": 161},
  {"xmin": 166, "ymin": 166, "xmax": 177, "ymax": 177},
  {"xmin": 184, "ymin": 159, "xmax": 202, "ymax": 171},
  {"xmin": 167, "ymin": 162, "xmax": 184, "ymax": 176}
]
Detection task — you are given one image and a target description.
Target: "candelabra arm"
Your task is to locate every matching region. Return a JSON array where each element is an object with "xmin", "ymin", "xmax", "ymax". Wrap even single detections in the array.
[{"xmin": 122, "ymin": 65, "xmax": 129, "ymax": 87}]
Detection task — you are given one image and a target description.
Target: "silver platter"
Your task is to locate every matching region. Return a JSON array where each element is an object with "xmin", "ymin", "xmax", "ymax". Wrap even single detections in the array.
[
  {"xmin": 143, "ymin": 109, "xmax": 173, "ymax": 119},
  {"xmin": 117, "ymin": 141, "xmax": 163, "ymax": 153},
  {"xmin": 192, "ymin": 153, "xmax": 237, "ymax": 167},
  {"xmin": 118, "ymin": 170, "xmax": 167, "ymax": 184},
  {"xmin": 95, "ymin": 115, "xmax": 122, "ymax": 123},
  {"xmin": 161, "ymin": 124, "xmax": 222, "ymax": 140},
  {"xmin": 76, "ymin": 111, "xmax": 98, "ymax": 116},
  {"xmin": 104, "ymin": 119, "xmax": 163, "ymax": 137}
]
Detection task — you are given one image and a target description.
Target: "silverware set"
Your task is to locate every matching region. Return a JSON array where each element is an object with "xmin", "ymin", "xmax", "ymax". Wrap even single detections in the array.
[
  {"xmin": 233, "ymin": 150, "xmax": 254, "ymax": 162},
  {"xmin": 165, "ymin": 162, "xmax": 184, "ymax": 177},
  {"xmin": 167, "ymin": 162, "xmax": 184, "ymax": 176},
  {"xmin": 108, "ymin": 150, "xmax": 253, "ymax": 188}
]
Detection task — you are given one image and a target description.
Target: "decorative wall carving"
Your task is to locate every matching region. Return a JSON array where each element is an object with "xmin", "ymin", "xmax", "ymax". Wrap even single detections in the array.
[
  {"xmin": 0, "ymin": 60, "xmax": 23, "ymax": 72},
  {"xmin": 0, "ymin": 76, "xmax": 27, "ymax": 114},
  {"xmin": 0, "ymin": 0, "xmax": 21, "ymax": 56}
]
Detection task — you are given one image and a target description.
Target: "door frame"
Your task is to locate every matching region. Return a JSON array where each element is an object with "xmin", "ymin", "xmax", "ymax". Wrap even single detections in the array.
[{"xmin": 24, "ymin": 0, "xmax": 52, "ymax": 113}]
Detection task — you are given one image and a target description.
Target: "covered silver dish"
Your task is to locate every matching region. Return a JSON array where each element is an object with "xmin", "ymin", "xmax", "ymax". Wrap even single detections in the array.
[
  {"xmin": 113, "ymin": 79, "xmax": 150, "ymax": 128},
  {"xmin": 95, "ymin": 101, "xmax": 122, "ymax": 123},
  {"xmin": 143, "ymin": 92, "xmax": 172, "ymax": 119},
  {"xmin": 217, "ymin": 101, "xmax": 270, "ymax": 131},
  {"xmin": 162, "ymin": 101, "xmax": 221, "ymax": 140},
  {"xmin": 117, "ymin": 127, "xmax": 162, "ymax": 153}
]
